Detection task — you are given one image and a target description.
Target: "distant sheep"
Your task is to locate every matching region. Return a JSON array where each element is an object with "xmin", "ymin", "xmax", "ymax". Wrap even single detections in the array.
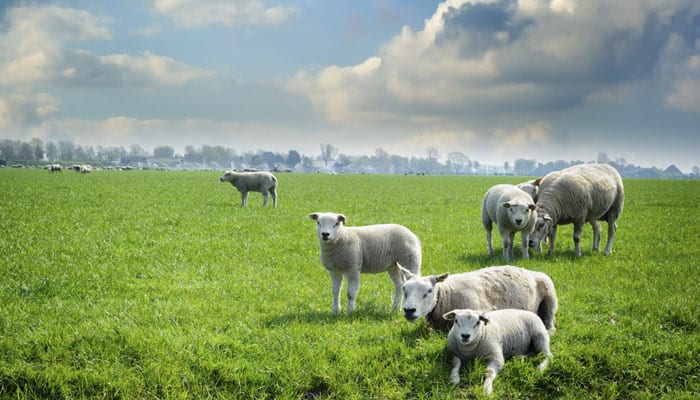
[
  {"xmin": 481, "ymin": 184, "xmax": 537, "ymax": 260},
  {"xmin": 309, "ymin": 212, "xmax": 422, "ymax": 314},
  {"xmin": 444, "ymin": 308, "xmax": 552, "ymax": 394},
  {"xmin": 47, "ymin": 164, "xmax": 62, "ymax": 172},
  {"xmin": 401, "ymin": 265, "xmax": 557, "ymax": 332},
  {"xmin": 80, "ymin": 165, "xmax": 93, "ymax": 173},
  {"xmin": 516, "ymin": 178, "xmax": 542, "ymax": 201},
  {"xmin": 530, "ymin": 163, "xmax": 624, "ymax": 256},
  {"xmin": 220, "ymin": 170, "xmax": 278, "ymax": 207}
]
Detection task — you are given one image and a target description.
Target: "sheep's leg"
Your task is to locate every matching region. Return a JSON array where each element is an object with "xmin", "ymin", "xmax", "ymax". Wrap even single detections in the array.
[
  {"xmin": 604, "ymin": 220, "xmax": 617, "ymax": 255},
  {"xmin": 508, "ymin": 231, "xmax": 516, "ymax": 260},
  {"xmin": 345, "ymin": 271, "xmax": 360, "ymax": 315},
  {"xmin": 387, "ymin": 265, "xmax": 404, "ymax": 310},
  {"xmin": 572, "ymin": 222, "xmax": 584, "ymax": 257},
  {"xmin": 483, "ymin": 357, "xmax": 504, "ymax": 396},
  {"xmin": 591, "ymin": 220, "xmax": 601, "ymax": 251},
  {"xmin": 534, "ymin": 332, "xmax": 552, "ymax": 371},
  {"xmin": 240, "ymin": 191, "xmax": 249, "ymax": 207},
  {"xmin": 521, "ymin": 232, "xmax": 530, "ymax": 259},
  {"xmin": 271, "ymin": 189, "xmax": 277, "ymax": 208},
  {"xmin": 449, "ymin": 356, "xmax": 462, "ymax": 384},
  {"xmin": 547, "ymin": 226, "xmax": 558, "ymax": 255},
  {"xmin": 484, "ymin": 221, "xmax": 494, "ymax": 256},
  {"xmin": 500, "ymin": 229, "xmax": 512, "ymax": 261},
  {"xmin": 328, "ymin": 271, "xmax": 343, "ymax": 314},
  {"xmin": 261, "ymin": 190, "xmax": 269, "ymax": 207}
]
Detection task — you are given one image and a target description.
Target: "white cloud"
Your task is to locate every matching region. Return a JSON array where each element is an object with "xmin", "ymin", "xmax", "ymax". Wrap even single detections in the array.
[
  {"xmin": 0, "ymin": 92, "xmax": 61, "ymax": 129},
  {"xmin": 288, "ymin": 0, "xmax": 700, "ymax": 131},
  {"xmin": 151, "ymin": 0, "xmax": 297, "ymax": 27},
  {"xmin": 0, "ymin": 4, "xmax": 211, "ymax": 88}
]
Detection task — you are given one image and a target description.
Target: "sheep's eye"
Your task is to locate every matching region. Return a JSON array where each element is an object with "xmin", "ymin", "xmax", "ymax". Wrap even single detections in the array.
[{"xmin": 422, "ymin": 289, "xmax": 432, "ymax": 299}]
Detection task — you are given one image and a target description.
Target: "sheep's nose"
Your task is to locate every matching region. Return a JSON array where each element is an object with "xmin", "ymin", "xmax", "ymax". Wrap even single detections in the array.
[
  {"xmin": 321, "ymin": 232, "xmax": 330, "ymax": 240},
  {"xmin": 528, "ymin": 240, "xmax": 536, "ymax": 248},
  {"xmin": 404, "ymin": 307, "xmax": 416, "ymax": 316},
  {"xmin": 461, "ymin": 334, "xmax": 471, "ymax": 342},
  {"xmin": 515, "ymin": 218, "xmax": 523, "ymax": 225}
]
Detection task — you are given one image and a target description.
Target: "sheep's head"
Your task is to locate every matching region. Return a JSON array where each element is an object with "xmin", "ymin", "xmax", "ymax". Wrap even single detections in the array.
[
  {"xmin": 220, "ymin": 171, "xmax": 236, "ymax": 183},
  {"xmin": 516, "ymin": 177, "xmax": 541, "ymax": 201},
  {"xmin": 501, "ymin": 200, "xmax": 536, "ymax": 229},
  {"xmin": 529, "ymin": 213, "xmax": 553, "ymax": 250},
  {"xmin": 443, "ymin": 309, "xmax": 489, "ymax": 345},
  {"xmin": 400, "ymin": 265, "xmax": 448, "ymax": 322},
  {"xmin": 309, "ymin": 212, "xmax": 346, "ymax": 242}
]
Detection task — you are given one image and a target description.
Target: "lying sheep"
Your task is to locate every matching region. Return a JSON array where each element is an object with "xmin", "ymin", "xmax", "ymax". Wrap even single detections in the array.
[
  {"xmin": 401, "ymin": 265, "xmax": 557, "ymax": 332},
  {"xmin": 481, "ymin": 184, "xmax": 537, "ymax": 260},
  {"xmin": 530, "ymin": 163, "xmax": 624, "ymax": 256},
  {"xmin": 516, "ymin": 178, "xmax": 542, "ymax": 201},
  {"xmin": 444, "ymin": 308, "xmax": 552, "ymax": 395},
  {"xmin": 309, "ymin": 212, "xmax": 422, "ymax": 314},
  {"xmin": 220, "ymin": 170, "xmax": 278, "ymax": 207}
]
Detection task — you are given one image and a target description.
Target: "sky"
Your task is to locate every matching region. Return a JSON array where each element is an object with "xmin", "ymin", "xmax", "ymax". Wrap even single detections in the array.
[{"xmin": 1, "ymin": 0, "xmax": 699, "ymax": 171}]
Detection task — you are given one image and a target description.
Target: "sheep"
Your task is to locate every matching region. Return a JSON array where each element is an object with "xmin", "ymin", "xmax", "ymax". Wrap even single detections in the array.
[
  {"xmin": 400, "ymin": 265, "xmax": 557, "ymax": 332},
  {"xmin": 529, "ymin": 163, "xmax": 624, "ymax": 256},
  {"xmin": 481, "ymin": 184, "xmax": 537, "ymax": 260},
  {"xmin": 444, "ymin": 308, "xmax": 552, "ymax": 395},
  {"xmin": 47, "ymin": 164, "xmax": 62, "ymax": 172},
  {"xmin": 309, "ymin": 212, "xmax": 422, "ymax": 314},
  {"xmin": 516, "ymin": 177, "xmax": 542, "ymax": 201},
  {"xmin": 220, "ymin": 170, "xmax": 278, "ymax": 207},
  {"xmin": 80, "ymin": 165, "xmax": 93, "ymax": 173}
]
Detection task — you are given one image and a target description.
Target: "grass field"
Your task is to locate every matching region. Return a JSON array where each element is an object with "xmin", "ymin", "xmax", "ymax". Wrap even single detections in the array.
[{"xmin": 1, "ymin": 168, "xmax": 698, "ymax": 399}]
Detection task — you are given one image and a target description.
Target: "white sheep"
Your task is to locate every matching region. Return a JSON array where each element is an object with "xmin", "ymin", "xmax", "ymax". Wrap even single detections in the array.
[
  {"xmin": 481, "ymin": 184, "xmax": 537, "ymax": 260},
  {"xmin": 516, "ymin": 177, "xmax": 542, "ymax": 201},
  {"xmin": 529, "ymin": 163, "xmax": 624, "ymax": 256},
  {"xmin": 220, "ymin": 170, "xmax": 278, "ymax": 207},
  {"xmin": 309, "ymin": 212, "xmax": 422, "ymax": 314},
  {"xmin": 444, "ymin": 308, "xmax": 552, "ymax": 395},
  {"xmin": 80, "ymin": 165, "xmax": 93, "ymax": 173},
  {"xmin": 400, "ymin": 265, "xmax": 557, "ymax": 332}
]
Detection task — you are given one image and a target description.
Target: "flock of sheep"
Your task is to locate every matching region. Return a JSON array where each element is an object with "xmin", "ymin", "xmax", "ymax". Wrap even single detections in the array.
[{"xmin": 219, "ymin": 164, "xmax": 624, "ymax": 394}]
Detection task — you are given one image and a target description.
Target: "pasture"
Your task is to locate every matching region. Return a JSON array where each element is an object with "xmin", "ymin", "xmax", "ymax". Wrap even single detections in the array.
[{"xmin": 0, "ymin": 168, "xmax": 698, "ymax": 399}]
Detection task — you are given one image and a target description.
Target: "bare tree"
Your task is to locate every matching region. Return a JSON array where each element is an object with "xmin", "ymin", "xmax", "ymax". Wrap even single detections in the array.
[{"xmin": 320, "ymin": 143, "xmax": 337, "ymax": 166}]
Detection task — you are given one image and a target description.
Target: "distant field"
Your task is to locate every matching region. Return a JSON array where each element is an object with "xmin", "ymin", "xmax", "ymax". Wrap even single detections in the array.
[{"xmin": 0, "ymin": 169, "xmax": 698, "ymax": 399}]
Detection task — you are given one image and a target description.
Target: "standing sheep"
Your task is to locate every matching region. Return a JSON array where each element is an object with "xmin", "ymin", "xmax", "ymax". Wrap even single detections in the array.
[
  {"xmin": 401, "ymin": 265, "xmax": 557, "ymax": 332},
  {"xmin": 529, "ymin": 163, "xmax": 624, "ymax": 256},
  {"xmin": 516, "ymin": 178, "xmax": 542, "ymax": 201},
  {"xmin": 444, "ymin": 308, "xmax": 552, "ymax": 395},
  {"xmin": 481, "ymin": 184, "xmax": 537, "ymax": 260},
  {"xmin": 220, "ymin": 171, "xmax": 278, "ymax": 207},
  {"xmin": 309, "ymin": 212, "xmax": 422, "ymax": 314}
]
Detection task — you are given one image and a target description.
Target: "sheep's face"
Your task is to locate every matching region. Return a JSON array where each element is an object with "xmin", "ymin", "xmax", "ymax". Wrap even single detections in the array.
[
  {"xmin": 443, "ymin": 309, "xmax": 489, "ymax": 345},
  {"xmin": 220, "ymin": 171, "xmax": 236, "ymax": 183},
  {"xmin": 309, "ymin": 212, "xmax": 346, "ymax": 242},
  {"xmin": 502, "ymin": 200, "xmax": 536, "ymax": 229},
  {"xmin": 529, "ymin": 214, "xmax": 553, "ymax": 249},
  {"xmin": 401, "ymin": 272, "xmax": 447, "ymax": 322},
  {"xmin": 516, "ymin": 181, "xmax": 538, "ymax": 201}
]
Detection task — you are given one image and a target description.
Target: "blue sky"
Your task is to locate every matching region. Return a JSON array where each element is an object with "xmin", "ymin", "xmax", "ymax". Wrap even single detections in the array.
[{"xmin": 1, "ymin": 0, "xmax": 699, "ymax": 171}]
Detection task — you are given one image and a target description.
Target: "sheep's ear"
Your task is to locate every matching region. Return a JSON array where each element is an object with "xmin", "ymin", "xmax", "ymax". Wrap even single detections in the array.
[
  {"xmin": 501, "ymin": 202, "xmax": 511, "ymax": 209},
  {"xmin": 479, "ymin": 314, "xmax": 490, "ymax": 325},
  {"xmin": 528, "ymin": 204, "xmax": 536, "ymax": 211},
  {"xmin": 433, "ymin": 273, "xmax": 449, "ymax": 284},
  {"xmin": 543, "ymin": 214, "xmax": 553, "ymax": 222},
  {"xmin": 309, "ymin": 213, "xmax": 319, "ymax": 220},
  {"xmin": 337, "ymin": 214, "xmax": 346, "ymax": 224},
  {"xmin": 443, "ymin": 311, "xmax": 457, "ymax": 321},
  {"xmin": 398, "ymin": 264, "xmax": 417, "ymax": 281},
  {"xmin": 534, "ymin": 178, "xmax": 542, "ymax": 186}
]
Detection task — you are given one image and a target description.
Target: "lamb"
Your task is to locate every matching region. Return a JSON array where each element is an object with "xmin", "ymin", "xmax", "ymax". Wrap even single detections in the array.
[
  {"xmin": 529, "ymin": 163, "xmax": 624, "ymax": 256},
  {"xmin": 516, "ymin": 178, "xmax": 542, "ymax": 201},
  {"xmin": 220, "ymin": 170, "xmax": 278, "ymax": 207},
  {"xmin": 309, "ymin": 212, "xmax": 422, "ymax": 314},
  {"xmin": 481, "ymin": 184, "xmax": 537, "ymax": 260},
  {"xmin": 444, "ymin": 308, "xmax": 552, "ymax": 395},
  {"xmin": 400, "ymin": 265, "xmax": 557, "ymax": 332}
]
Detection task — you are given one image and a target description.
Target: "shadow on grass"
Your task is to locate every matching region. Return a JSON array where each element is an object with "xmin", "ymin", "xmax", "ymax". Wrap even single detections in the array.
[{"xmin": 263, "ymin": 305, "xmax": 399, "ymax": 328}]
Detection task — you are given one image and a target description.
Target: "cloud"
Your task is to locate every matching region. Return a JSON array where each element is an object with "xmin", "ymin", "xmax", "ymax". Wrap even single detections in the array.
[
  {"xmin": 151, "ymin": 0, "xmax": 297, "ymax": 27},
  {"xmin": 0, "ymin": 92, "xmax": 61, "ymax": 129},
  {"xmin": 288, "ymin": 0, "xmax": 700, "ymax": 129},
  {"xmin": 0, "ymin": 4, "xmax": 211, "ymax": 88}
]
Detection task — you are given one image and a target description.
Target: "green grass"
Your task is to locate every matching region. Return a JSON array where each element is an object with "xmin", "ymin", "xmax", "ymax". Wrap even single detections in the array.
[{"xmin": 1, "ymin": 169, "xmax": 698, "ymax": 399}]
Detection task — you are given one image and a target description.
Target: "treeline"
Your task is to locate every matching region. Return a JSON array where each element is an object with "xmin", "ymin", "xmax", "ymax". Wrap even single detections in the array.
[{"xmin": 1, "ymin": 137, "xmax": 697, "ymax": 178}]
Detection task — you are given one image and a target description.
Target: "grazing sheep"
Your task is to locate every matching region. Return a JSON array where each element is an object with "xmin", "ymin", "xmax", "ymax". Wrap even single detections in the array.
[
  {"xmin": 309, "ymin": 212, "xmax": 422, "ymax": 314},
  {"xmin": 444, "ymin": 308, "xmax": 552, "ymax": 394},
  {"xmin": 401, "ymin": 265, "xmax": 557, "ymax": 332},
  {"xmin": 220, "ymin": 170, "xmax": 278, "ymax": 207},
  {"xmin": 80, "ymin": 165, "xmax": 93, "ymax": 173},
  {"xmin": 47, "ymin": 164, "xmax": 62, "ymax": 172},
  {"xmin": 530, "ymin": 163, "xmax": 624, "ymax": 256},
  {"xmin": 481, "ymin": 184, "xmax": 537, "ymax": 260},
  {"xmin": 516, "ymin": 178, "xmax": 542, "ymax": 201}
]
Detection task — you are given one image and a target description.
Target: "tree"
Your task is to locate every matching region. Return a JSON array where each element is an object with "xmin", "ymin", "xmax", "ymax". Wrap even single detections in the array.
[
  {"xmin": 693, "ymin": 166, "xmax": 699, "ymax": 176},
  {"xmin": 58, "ymin": 141, "xmax": 75, "ymax": 161},
  {"xmin": 45, "ymin": 141, "xmax": 58, "ymax": 161},
  {"xmin": 286, "ymin": 150, "xmax": 301, "ymax": 167},
  {"xmin": 30, "ymin": 138, "xmax": 44, "ymax": 160},
  {"xmin": 320, "ymin": 143, "xmax": 337, "ymax": 166},
  {"xmin": 153, "ymin": 145, "xmax": 175, "ymax": 159},
  {"xmin": 597, "ymin": 152, "xmax": 609, "ymax": 164}
]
